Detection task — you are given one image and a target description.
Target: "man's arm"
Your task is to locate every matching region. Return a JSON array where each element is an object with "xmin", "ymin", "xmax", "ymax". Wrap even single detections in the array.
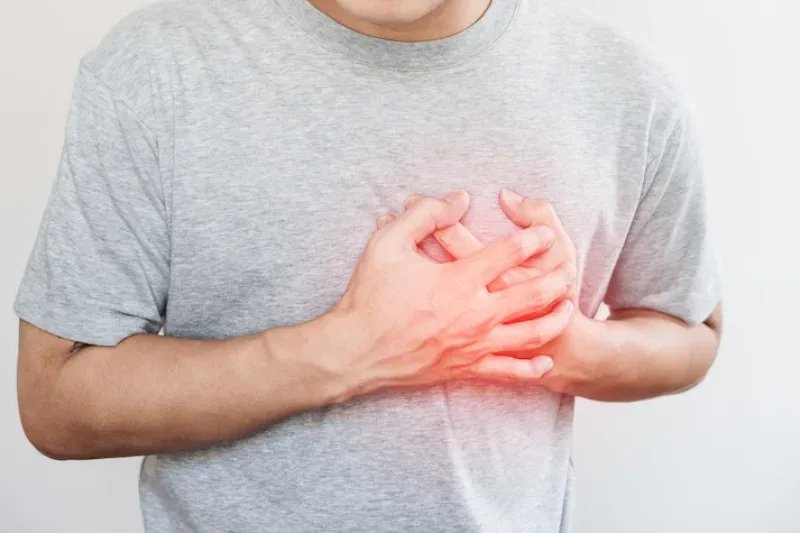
[
  {"xmin": 543, "ymin": 304, "xmax": 722, "ymax": 402},
  {"xmin": 403, "ymin": 190, "xmax": 723, "ymax": 399},
  {"xmin": 17, "ymin": 318, "xmax": 344, "ymax": 460},
  {"xmin": 18, "ymin": 194, "xmax": 576, "ymax": 460}
]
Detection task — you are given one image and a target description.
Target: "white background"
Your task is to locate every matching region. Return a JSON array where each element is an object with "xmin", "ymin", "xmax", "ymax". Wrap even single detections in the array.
[{"xmin": 1, "ymin": 1, "xmax": 798, "ymax": 532}]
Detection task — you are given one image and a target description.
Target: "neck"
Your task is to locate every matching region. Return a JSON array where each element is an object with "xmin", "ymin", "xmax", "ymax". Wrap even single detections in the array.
[{"xmin": 307, "ymin": 0, "xmax": 492, "ymax": 42}]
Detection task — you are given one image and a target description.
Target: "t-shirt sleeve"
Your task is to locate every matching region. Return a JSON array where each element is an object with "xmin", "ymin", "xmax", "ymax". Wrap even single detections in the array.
[
  {"xmin": 14, "ymin": 63, "xmax": 169, "ymax": 346},
  {"xmin": 604, "ymin": 101, "xmax": 722, "ymax": 326}
]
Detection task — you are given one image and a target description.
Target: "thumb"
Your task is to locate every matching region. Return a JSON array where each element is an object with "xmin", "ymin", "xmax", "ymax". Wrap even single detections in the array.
[
  {"xmin": 376, "ymin": 214, "xmax": 396, "ymax": 230},
  {"xmin": 499, "ymin": 189, "xmax": 556, "ymax": 229},
  {"xmin": 388, "ymin": 191, "xmax": 469, "ymax": 246},
  {"xmin": 470, "ymin": 354, "xmax": 555, "ymax": 381}
]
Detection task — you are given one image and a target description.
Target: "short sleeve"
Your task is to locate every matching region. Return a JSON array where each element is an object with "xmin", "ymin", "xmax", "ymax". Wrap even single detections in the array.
[
  {"xmin": 604, "ymin": 102, "xmax": 721, "ymax": 325},
  {"xmin": 14, "ymin": 63, "xmax": 169, "ymax": 346}
]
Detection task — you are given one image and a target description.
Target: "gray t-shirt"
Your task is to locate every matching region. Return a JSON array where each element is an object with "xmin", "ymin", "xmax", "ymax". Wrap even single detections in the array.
[{"xmin": 14, "ymin": 0, "xmax": 721, "ymax": 531}]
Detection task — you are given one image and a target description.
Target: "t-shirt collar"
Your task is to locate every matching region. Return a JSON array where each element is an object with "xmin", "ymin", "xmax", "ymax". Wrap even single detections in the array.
[{"xmin": 270, "ymin": 0, "xmax": 521, "ymax": 72}]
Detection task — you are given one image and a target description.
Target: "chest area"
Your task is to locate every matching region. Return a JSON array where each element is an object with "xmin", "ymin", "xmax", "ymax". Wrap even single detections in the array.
[
  {"xmin": 175, "ymin": 79, "xmax": 626, "ymax": 237},
  {"xmin": 165, "ymin": 79, "xmax": 635, "ymax": 334}
]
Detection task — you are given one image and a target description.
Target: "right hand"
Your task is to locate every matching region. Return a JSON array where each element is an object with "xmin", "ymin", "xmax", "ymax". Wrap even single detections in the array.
[{"xmin": 325, "ymin": 191, "xmax": 576, "ymax": 400}]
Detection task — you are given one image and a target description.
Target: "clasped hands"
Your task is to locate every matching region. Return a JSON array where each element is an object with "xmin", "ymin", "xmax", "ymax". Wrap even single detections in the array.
[{"xmin": 328, "ymin": 189, "xmax": 604, "ymax": 400}]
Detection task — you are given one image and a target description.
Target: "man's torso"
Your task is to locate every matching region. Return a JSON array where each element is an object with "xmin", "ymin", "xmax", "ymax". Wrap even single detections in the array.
[{"xmin": 81, "ymin": 1, "xmax": 675, "ymax": 530}]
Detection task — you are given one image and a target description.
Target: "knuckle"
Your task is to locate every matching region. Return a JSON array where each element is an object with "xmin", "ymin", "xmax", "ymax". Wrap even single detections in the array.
[
  {"xmin": 450, "ymin": 268, "xmax": 480, "ymax": 295},
  {"xmin": 487, "ymin": 303, "xmax": 504, "ymax": 326},
  {"xmin": 454, "ymin": 311, "xmax": 495, "ymax": 343},
  {"xmin": 525, "ymin": 277, "xmax": 567, "ymax": 309},
  {"xmin": 547, "ymin": 269, "xmax": 570, "ymax": 291},
  {"xmin": 417, "ymin": 197, "xmax": 441, "ymax": 213},
  {"xmin": 489, "ymin": 275, "xmax": 509, "ymax": 293},
  {"xmin": 475, "ymin": 296, "xmax": 503, "ymax": 326},
  {"xmin": 525, "ymin": 327, "xmax": 545, "ymax": 348},
  {"xmin": 508, "ymin": 233, "xmax": 530, "ymax": 261},
  {"xmin": 556, "ymin": 270, "xmax": 573, "ymax": 291},
  {"xmin": 527, "ymin": 285, "xmax": 546, "ymax": 306}
]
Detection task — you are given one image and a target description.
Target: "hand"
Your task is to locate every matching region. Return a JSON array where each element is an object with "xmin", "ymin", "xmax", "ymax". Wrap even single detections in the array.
[
  {"xmin": 395, "ymin": 189, "xmax": 597, "ymax": 392},
  {"xmin": 416, "ymin": 189, "xmax": 579, "ymax": 303},
  {"xmin": 322, "ymin": 191, "xmax": 576, "ymax": 401}
]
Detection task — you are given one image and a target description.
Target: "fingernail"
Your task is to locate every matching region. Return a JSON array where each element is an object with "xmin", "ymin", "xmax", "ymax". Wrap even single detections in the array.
[
  {"xmin": 445, "ymin": 190, "xmax": 468, "ymax": 204},
  {"xmin": 377, "ymin": 215, "xmax": 390, "ymax": 228},
  {"xmin": 531, "ymin": 356, "xmax": 554, "ymax": 376},
  {"xmin": 405, "ymin": 195, "xmax": 422, "ymax": 208},
  {"xmin": 535, "ymin": 225, "xmax": 555, "ymax": 244},
  {"xmin": 501, "ymin": 188, "xmax": 523, "ymax": 207}
]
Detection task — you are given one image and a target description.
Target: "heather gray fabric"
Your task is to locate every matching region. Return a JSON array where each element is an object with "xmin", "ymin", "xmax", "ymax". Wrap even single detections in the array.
[{"xmin": 14, "ymin": 0, "xmax": 721, "ymax": 531}]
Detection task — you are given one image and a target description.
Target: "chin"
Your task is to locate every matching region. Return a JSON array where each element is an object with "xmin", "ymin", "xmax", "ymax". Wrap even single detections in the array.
[{"xmin": 334, "ymin": 0, "xmax": 447, "ymax": 26}]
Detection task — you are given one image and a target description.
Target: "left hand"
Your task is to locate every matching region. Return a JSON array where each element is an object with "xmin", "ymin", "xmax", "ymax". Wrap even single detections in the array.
[{"xmin": 382, "ymin": 189, "xmax": 605, "ymax": 394}]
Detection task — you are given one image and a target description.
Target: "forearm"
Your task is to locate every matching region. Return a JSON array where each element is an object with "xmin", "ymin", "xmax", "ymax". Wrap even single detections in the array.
[
  {"xmin": 19, "ymin": 316, "xmax": 350, "ymax": 460},
  {"xmin": 565, "ymin": 308, "xmax": 721, "ymax": 402}
]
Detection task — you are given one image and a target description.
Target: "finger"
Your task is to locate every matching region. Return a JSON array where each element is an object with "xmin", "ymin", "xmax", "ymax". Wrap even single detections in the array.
[
  {"xmin": 405, "ymin": 195, "xmax": 483, "ymax": 258},
  {"xmin": 488, "ymin": 264, "xmax": 548, "ymax": 293},
  {"xmin": 469, "ymin": 354, "xmax": 554, "ymax": 381},
  {"xmin": 520, "ymin": 248, "xmax": 567, "ymax": 276},
  {"xmin": 376, "ymin": 214, "xmax": 396, "ymax": 230},
  {"xmin": 456, "ymin": 224, "xmax": 555, "ymax": 286},
  {"xmin": 489, "ymin": 258, "xmax": 579, "ymax": 292},
  {"xmin": 404, "ymin": 195, "xmax": 483, "ymax": 259},
  {"xmin": 434, "ymin": 222, "xmax": 484, "ymax": 259},
  {"xmin": 500, "ymin": 190, "xmax": 573, "ymax": 275},
  {"xmin": 404, "ymin": 194, "xmax": 422, "ymax": 209},
  {"xmin": 499, "ymin": 189, "xmax": 560, "ymax": 229},
  {"xmin": 490, "ymin": 264, "xmax": 576, "ymax": 322},
  {"xmin": 482, "ymin": 300, "xmax": 573, "ymax": 352},
  {"xmin": 388, "ymin": 191, "xmax": 469, "ymax": 246}
]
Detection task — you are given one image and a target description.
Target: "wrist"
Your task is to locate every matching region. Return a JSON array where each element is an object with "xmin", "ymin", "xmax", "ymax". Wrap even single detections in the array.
[
  {"xmin": 556, "ymin": 314, "xmax": 631, "ymax": 397},
  {"xmin": 259, "ymin": 310, "xmax": 375, "ymax": 407}
]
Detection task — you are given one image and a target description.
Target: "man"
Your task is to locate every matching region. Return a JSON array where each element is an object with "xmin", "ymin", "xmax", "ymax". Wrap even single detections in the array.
[{"xmin": 14, "ymin": 0, "xmax": 722, "ymax": 531}]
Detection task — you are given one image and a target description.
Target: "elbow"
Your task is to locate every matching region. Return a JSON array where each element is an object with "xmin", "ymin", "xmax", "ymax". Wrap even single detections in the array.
[
  {"xmin": 693, "ymin": 329, "xmax": 722, "ymax": 387},
  {"xmin": 20, "ymin": 408, "xmax": 70, "ymax": 461},
  {"xmin": 19, "ymin": 396, "xmax": 92, "ymax": 461},
  {"xmin": 17, "ymin": 323, "xmax": 104, "ymax": 460},
  {"xmin": 674, "ymin": 369, "xmax": 710, "ymax": 395},
  {"xmin": 673, "ymin": 344, "xmax": 720, "ymax": 396},
  {"xmin": 674, "ymin": 311, "xmax": 723, "ymax": 396},
  {"xmin": 27, "ymin": 438, "xmax": 75, "ymax": 462}
]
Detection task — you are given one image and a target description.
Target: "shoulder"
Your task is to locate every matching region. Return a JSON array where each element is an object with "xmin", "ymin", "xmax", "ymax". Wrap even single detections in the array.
[
  {"xmin": 80, "ymin": 0, "xmax": 266, "ymax": 108},
  {"xmin": 532, "ymin": 1, "xmax": 693, "ymax": 122},
  {"xmin": 81, "ymin": 0, "xmax": 197, "ymax": 77},
  {"xmin": 74, "ymin": 1, "xmax": 193, "ymax": 119},
  {"xmin": 77, "ymin": 0, "xmax": 277, "ymax": 124}
]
